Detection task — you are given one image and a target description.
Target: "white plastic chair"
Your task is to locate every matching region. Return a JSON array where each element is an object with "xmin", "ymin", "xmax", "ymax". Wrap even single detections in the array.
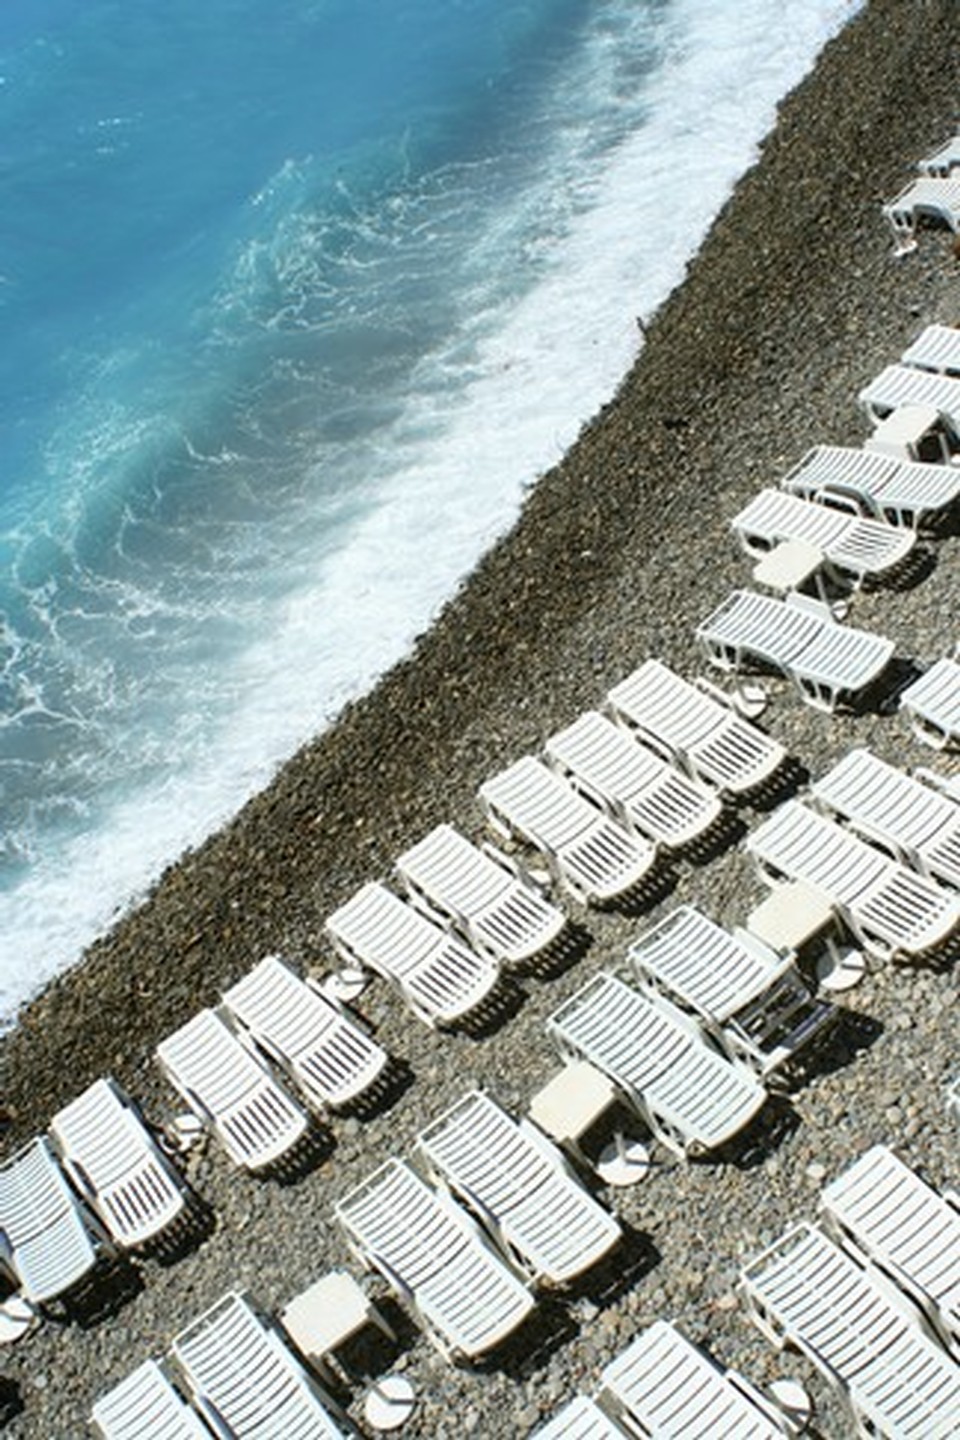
[
  {"xmin": 416, "ymin": 1089, "xmax": 621, "ymax": 1286},
  {"xmin": 741, "ymin": 1222, "xmax": 960, "ymax": 1439},
  {"xmin": 544, "ymin": 710, "xmax": 722, "ymax": 851},
  {"xmin": 696, "ymin": 589, "xmax": 894, "ymax": 713},
  {"xmin": 155, "ymin": 1008, "xmax": 309, "ymax": 1171},
  {"xmin": 812, "ymin": 747, "xmax": 960, "ymax": 889},
  {"xmin": 899, "ymin": 653, "xmax": 960, "ymax": 750},
  {"xmin": 323, "ymin": 880, "xmax": 500, "ymax": 1027},
  {"xmin": 546, "ymin": 972, "xmax": 766, "ymax": 1158},
  {"xmin": 50, "ymin": 1076, "xmax": 187, "ymax": 1250},
  {"xmin": 731, "ymin": 488, "xmax": 916, "ymax": 587},
  {"xmin": 819, "ymin": 1144, "xmax": 960, "ymax": 1358},
  {"xmin": 172, "ymin": 1291, "xmax": 346, "ymax": 1438},
  {"xmin": 628, "ymin": 905, "xmax": 835, "ymax": 1081},
  {"xmin": 0, "ymin": 1135, "xmax": 100, "ymax": 1304},
  {"xmin": 746, "ymin": 799, "xmax": 960, "ymax": 963},
  {"xmin": 882, "ymin": 174, "xmax": 960, "ymax": 254},
  {"xmin": 335, "ymin": 1157, "xmax": 535, "ymax": 1362},
  {"xmin": 395, "ymin": 823, "xmax": 566, "ymax": 967},
  {"xmin": 606, "ymin": 659, "xmax": 786, "ymax": 797},
  {"xmin": 597, "ymin": 1320, "xmax": 791, "ymax": 1438},
  {"xmin": 92, "ymin": 1360, "xmax": 212, "ymax": 1440},
  {"xmin": 780, "ymin": 442, "xmax": 960, "ymax": 531},
  {"xmin": 478, "ymin": 755, "xmax": 656, "ymax": 905},
  {"xmin": 859, "ymin": 362, "xmax": 960, "ymax": 430},
  {"xmin": 901, "ymin": 321, "xmax": 960, "ymax": 377},
  {"xmin": 222, "ymin": 955, "xmax": 388, "ymax": 1113}
]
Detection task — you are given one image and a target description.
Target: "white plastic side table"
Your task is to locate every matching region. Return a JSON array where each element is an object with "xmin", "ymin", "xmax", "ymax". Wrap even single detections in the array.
[
  {"xmin": 529, "ymin": 1061, "xmax": 649, "ymax": 1185},
  {"xmin": 280, "ymin": 1270, "xmax": 394, "ymax": 1380}
]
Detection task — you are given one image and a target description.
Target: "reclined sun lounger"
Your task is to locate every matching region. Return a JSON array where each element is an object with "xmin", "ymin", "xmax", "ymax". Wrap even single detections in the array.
[
  {"xmin": 882, "ymin": 174, "xmax": 960, "ymax": 254},
  {"xmin": 596, "ymin": 1320, "xmax": 791, "ymax": 1438},
  {"xmin": 858, "ymin": 362, "xmax": 960, "ymax": 432},
  {"xmin": 918, "ymin": 134, "xmax": 960, "ymax": 178},
  {"xmin": 92, "ymin": 1360, "xmax": 212, "ymax": 1440},
  {"xmin": 606, "ymin": 659, "xmax": 786, "ymax": 797},
  {"xmin": 49, "ymin": 1076, "xmax": 188, "ymax": 1250},
  {"xmin": 530, "ymin": 1395, "xmax": 628, "ymax": 1439},
  {"xmin": 819, "ymin": 1144, "xmax": 960, "ymax": 1358},
  {"xmin": 901, "ymin": 321, "xmax": 960, "ymax": 378},
  {"xmin": 155, "ymin": 1007, "xmax": 309, "ymax": 1171},
  {"xmin": 730, "ymin": 488, "xmax": 916, "ymax": 588},
  {"xmin": 628, "ymin": 904, "xmax": 835, "ymax": 1082},
  {"xmin": 478, "ymin": 755, "xmax": 655, "ymax": 905},
  {"xmin": 899, "ymin": 652, "xmax": 960, "ymax": 750},
  {"xmin": 0, "ymin": 1135, "xmax": 102, "ymax": 1305},
  {"xmin": 741, "ymin": 1222, "xmax": 960, "ymax": 1439},
  {"xmin": 779, "ymin": 443, "xmax": 960, "ymax": 532},
  {"xmin": 416, "ymin": 1089, "xmax": 621, "ymax": 1286},
  {"xmin": 696, "ymin": 589, "xmax": 894, "ymax": 713},
  {"xmin": 222, "ymin": 954, "xmax": 388, "ymax": 1113},
  {"xmin": 544, "ymin": 710, "xmax": 723, "ymax": 851},
  {"xmin": 546, "ymin": 973, "xmax": 766, "ymax": 1158},
  {"xmin": 335, "ymin": 1157, "xmax": 535, "ymax": 1362},
  {"xmin": 173, "ymin": 1291, "xmax": 346, "ymax": 1438},
  {"xmin": 395, "ymin": 823, "xmax": 566, "ymax": 966},
  {"xmin": 812, "ymin": 747, "xmax": 960, "ymax": 890},
  {"xmin": 323, "ymin": 880, "xmax": 500, "ymax": 1026},
  {"xmin": 746, "ymin": 799, "xmax": 960, "ymax": 963}
]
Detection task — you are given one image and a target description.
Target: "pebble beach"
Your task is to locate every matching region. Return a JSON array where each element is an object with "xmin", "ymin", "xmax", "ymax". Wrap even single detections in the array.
[{"xmin": 2, "ymin": 1, "xmax": 959, "ymax": 1434}]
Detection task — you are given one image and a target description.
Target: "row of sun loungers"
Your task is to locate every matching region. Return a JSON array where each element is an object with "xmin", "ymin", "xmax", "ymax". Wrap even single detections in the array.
[{"xmin": 882, "ymin": 131, "xmax": 960, "ymax": 253}]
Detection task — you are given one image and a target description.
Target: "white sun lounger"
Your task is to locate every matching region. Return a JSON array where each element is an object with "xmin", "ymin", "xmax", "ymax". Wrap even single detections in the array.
[
  {"xmin": 812, "ymin": 747, "xmax": 960, "ymax": 890},
  {"xmin": 324, "ymin": 880, "xmax": 500, "ymax": 1026},
  {"xmin": 416, "ymin": 1089, "xmax": 621, "ymax": 1287},
  {"xmin": 546, "ymin": 973, "xmax": 766, "ymax": 1158},
  {"xmin": 479, "ymin": 755, "xmax": 656, "ymax": 905},
  {"xmin": 900, "ymin": 653, "xmax": 960, "ymax": 750},
  {"xmin": 0, "ymin": 1135, "xmax": 101, "ymax": 1305},
  {"xmin": 606, "ymin": 659, "xmax": 786, "ymax": 797},
  {"xmin": 173, "ymin": 1291, "xmax": 345, "ymax": 1438},
  {"xmin": 731, "ymin": 488, "xmax": 916, "ymax": 587},
  {"xmin": 596, "ymin": 1320, "xmax": 791, "ymax": 1439},
  {"xmin": 696, "ymin": 590, "xmax": 894, "ymax": 713},
  {"xmin": 919, "ymin": 135, "xmax": 960, "ymax": 178},
  {"xmin": 746, "ymin": 799, "xmax": 960, "ymax": 963},
  {"xmin": 92, "ymin": 1360, "xmax": 212, "ymax": 1440},
  {"xmin": 901, "ymin": 321, "xmax": 960, "ymax": 378},
  {"xmin": 395, "ymin": 823, "xmax": 566, "ymax": 967},
  {"xmin": 858, "ymin": 363, "xmax": 960, "ymax": 431},
  {"xmin": 544, "ymin": 710, "xmax": 723, "ymax": 851},
  {"xmin": 882, "ymin": 174, "xmax": 960, "ymax": 254},
  {"xmin": 628, "ymin": 905, "xmax": 835, "ymax": 1082},
  {"xmin": 741, "ymin": 1222, "xmax": 960, "ymax": 1439},
  {"xmin": 335, "ymin": 1157, "xmax": 535, "ymax": 1362},
  {"xmin": 221, "ymin": 954, "xmax": 388, "ymax": 1113},
  {"xmin": 49, "ymin": 1077, "xmax": 187, "ymax": 1250},
  {"xmin": 155, "ymin": 1008, "xmax": 308, "ymax": 1171},
  {"xmin": 530, "ymin": 1395, "xmax": 628, "ymax": 1439},
  {"xmin": 780, "ymin": 443, "xmax": 960, "ymax": 531},
  {"xmin": 819, "ymin": 1144, "xmax": 960, "ymax": 1359}
]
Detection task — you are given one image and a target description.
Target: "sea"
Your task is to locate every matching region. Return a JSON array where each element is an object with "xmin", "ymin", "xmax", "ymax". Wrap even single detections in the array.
[{"xmin": 0, "ymin": 0, "xmax": 860, "ymax": 1029}]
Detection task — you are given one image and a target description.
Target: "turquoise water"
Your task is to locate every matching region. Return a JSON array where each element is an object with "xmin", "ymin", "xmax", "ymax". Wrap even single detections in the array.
[{"xmin": 0, "ymin": 0, "xmax": 858, "ymax": 1022}]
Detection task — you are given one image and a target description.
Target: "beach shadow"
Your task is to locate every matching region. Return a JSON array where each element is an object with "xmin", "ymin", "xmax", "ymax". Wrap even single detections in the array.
[
  {"xmin": 267, "ymin": 1124, "xmax": 337, "ymax": 1188},
  {"xmin": 875, "ymin": 655, "xmax": 926, "ymax": 716},
  {"xmin": 60, "ymin": 1255, "xmax": 145, "ymax": 1330},
  {"xmin": 875, "ymin": 545, "xmax": 938, "ymax": 592},
  {"xmin": 802, "ymin": 1008, "xmax": 884, "ymax": 1084},
  {"xmin": 563, "ymin": 1223, "xmax": 661, "ymax": 1311},
  {"xmin": 744, "ymin": 754, "xmax": 807, "ymax": 813},
  {"xmin": 144, "ymin": 1192, "xmax": 217, "ymax": 1267},
  {"xmin": 479, "ymin": 1295, "xmax": 579, "ymax": 1380},
  {"xmin": 455, "ymin": 975, "xmax": 529, "ymax": 1040},
  {"xmin": 678, "ymin": 808, "xmax": 746, "ymax": 867},
  {"xmin": 338, "ymin": 1056, "xmax": 415, "ymax": 1122},
  {"xmin": 0, "ymin": 1376, "xmax": 23, "ymax": 1429},
  {"xmin": 713, "ymin": 1093, "xmax": 801, "ymax": 1172},
  {"xmin": 516, "ymin": 920, "xmax": 593, "ymax": 982},
  {"xmin": 613, "ymin": 863, "xmax": 677, "ymax": 919}
]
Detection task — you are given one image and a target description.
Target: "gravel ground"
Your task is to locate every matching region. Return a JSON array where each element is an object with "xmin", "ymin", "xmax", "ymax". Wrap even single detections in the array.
[{"xmin": 2, "ymin": 2, "xmax": 959, "ymax": 1435}]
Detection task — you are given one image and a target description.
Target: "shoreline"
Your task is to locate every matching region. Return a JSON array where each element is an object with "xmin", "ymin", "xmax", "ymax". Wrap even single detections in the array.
[{"xmin": 3, "ymin": 2, "xmax": 960, "ymax": 1433}]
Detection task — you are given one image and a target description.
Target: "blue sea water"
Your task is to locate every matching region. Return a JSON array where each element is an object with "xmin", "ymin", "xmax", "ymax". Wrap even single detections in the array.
[{"xmin": 0, "ymin": 0, "xmax": 859, "ymax": 1025}]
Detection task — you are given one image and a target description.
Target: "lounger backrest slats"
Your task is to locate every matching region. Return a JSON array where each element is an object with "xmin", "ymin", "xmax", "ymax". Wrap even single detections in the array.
[
  {"xmin": 173, "ymin": 1291, "xmax": 345, "ymax": 1438},
  {"xmin": 597, "ymin": 1320, "xmax": 788, "ymax": 1438},
  {"xmin": 50, "ymin": 1077, "xmax": 186, "ymax": 1249},
  {"xmin": 222, "ymin": 955, "xmax": 388, "ymax": 1111},
  {"xmin": 780, "ymin": 443, "xmax": 960, "ymax": 530},
  {"xmin": 0, "ymin": 1136, "xmax": 99, "ymax": 1304},
  {"xmin": 156, "ymin": 1009, "xmax": 308, "ymax": 1171},
  {"xmin": 741, "ymin": 1223, "xmax": 960, "ymax": 1438},
  {"xmin": 900, "ymin": 655, "xmax": 960, "ymax": 750},
  {"xmin": 546, "ymin": 973, "xmax": 765, "ymax": 1157},
  {"xmin": 606, "ymin": 660, "xmax": 785, "ymax": 796},
  {"xmin": 859, "ymin": 363, "xmax": 960, "ymax": 430},
  {"xmin": 901, "ymin": 321, "xmax": 960, "ymax": 378},
  {"xmin": 529, "ymin": 1395, "xmax": 628, "ymax": 1439},
  {"xmin": 335, "ymin": 1158, "xmax": 535, "ymax": 1360},
  {"xmin": 819, "ymin": 1144, "xmax": 960, "ymax": 1355},
  {"xmin": 92, "ymin": 1360, "xmax": 212, "ymax": 1440},
  {"xmin": 417, "ymin": 1089, "xmax": 621, "ymax": 1285}
]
